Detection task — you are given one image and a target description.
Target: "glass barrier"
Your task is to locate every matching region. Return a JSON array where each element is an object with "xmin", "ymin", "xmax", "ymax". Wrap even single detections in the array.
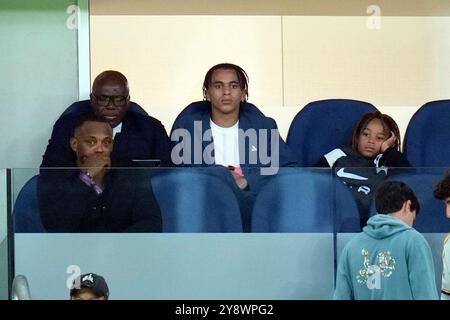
[
  {"xmin": 6, "ymin": 167, "xmax": 448, "ymax": 299},
  {"xmin": 10, "ymin": 167, "xmax": 334, "ymax": 299},
  {"xmin": 0, "ymin": 169, "xmax": 9, "ymax": 300}
]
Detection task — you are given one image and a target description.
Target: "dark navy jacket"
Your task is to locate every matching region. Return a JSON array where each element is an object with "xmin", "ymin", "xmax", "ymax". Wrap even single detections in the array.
[{"xmin": 40, "ymin": 100, "xmax": 172, "ymax": 168}]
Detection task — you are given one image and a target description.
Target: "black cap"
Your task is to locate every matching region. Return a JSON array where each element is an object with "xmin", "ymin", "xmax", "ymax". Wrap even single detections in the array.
[{"xmin": 70, "ymin": 273, "xmax": 109, "ymax": 299}]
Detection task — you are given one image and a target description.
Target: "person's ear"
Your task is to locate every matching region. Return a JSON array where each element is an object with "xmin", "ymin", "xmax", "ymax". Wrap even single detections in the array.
[
  {"xmin": 403, "ymin": 200, "xmax": 412, "ymax": 214},
  {"xmin": 205, "ymin": 90, "xmax": 211, "ymax": 101},
  {"xmin": 70, "ymin": 137, "xmax": 78, "ymax": 153}
]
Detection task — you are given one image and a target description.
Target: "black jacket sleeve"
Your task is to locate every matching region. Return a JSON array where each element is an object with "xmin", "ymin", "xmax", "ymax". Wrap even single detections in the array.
[
  {"xmin": 378, "ymin": 147, "xmax": 411, "ymax": 167},
  {"xmin": 313, "ymin": 156, "xmax": 331, "ymax": 168}
]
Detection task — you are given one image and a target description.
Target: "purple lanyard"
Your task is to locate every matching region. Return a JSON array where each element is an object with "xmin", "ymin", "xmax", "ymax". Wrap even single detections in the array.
[{"xmin": 79, "ymin": 172, "xmax": 104, "ymax": 195}]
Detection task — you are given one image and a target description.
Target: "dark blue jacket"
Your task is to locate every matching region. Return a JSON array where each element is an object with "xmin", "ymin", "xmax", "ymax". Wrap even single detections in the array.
[
  {"xmin": 170, "ymin": 101, "xmax": 298, "ymax": 191},
  {"xmin": 38, "ymin": 169, "xmax": 162, "ymax": 232},
  {"xmin": 40, "ymin": 100, "xmax": 172, "ymax": 168}
]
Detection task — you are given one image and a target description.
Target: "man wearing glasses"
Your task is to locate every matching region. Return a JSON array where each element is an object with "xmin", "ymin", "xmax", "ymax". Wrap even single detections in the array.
[{"xmin": 40, "ymin": 70, "xmax": 171, "ymax": 168}]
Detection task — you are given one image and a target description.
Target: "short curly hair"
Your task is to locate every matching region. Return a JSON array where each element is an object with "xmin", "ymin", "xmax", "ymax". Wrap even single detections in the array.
[
  {"xmin": 375, "ymin": 180, "xmax": 420, "ymax": 215},
  {"xmin": 434, "ymin": 171, "xmax": 450, "ymax": 200}
]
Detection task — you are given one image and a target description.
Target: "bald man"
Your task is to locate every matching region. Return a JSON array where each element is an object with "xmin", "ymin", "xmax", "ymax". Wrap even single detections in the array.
[{"xmin": 41, "ymin": 70, "xmax": 171, "ymax": 168}]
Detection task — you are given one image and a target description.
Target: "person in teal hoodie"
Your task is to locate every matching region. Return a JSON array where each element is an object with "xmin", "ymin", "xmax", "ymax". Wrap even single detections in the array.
[{"xmin": 334, "ymin": 180, "xmax": 438, "ymax": 299}]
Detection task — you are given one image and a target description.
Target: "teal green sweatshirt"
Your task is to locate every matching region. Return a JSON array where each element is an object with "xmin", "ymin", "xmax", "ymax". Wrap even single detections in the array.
[{"xmin": 334, "ymin": 214, "xmax": 438, "ymax": 300}]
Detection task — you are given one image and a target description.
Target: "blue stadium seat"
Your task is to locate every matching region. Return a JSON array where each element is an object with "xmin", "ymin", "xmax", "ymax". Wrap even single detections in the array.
[
  {"xmin": 61, "ymin": 100, "xmax": 149, "ymax": 117},
  {"xmin": 13, "ymin": 175, "xmax": 46, "ymax": 233},
  {"xmin": 334, "ymin": 178, "xmax": 364, "ymax": 232},
  {"xmin": 150, "ymin": 169, "xmax": 243, "ymax": 232},
  {"xmin": 384, "ymin": 170, "xmax": 450, "ymax": 233},
  {"xmin": 286, "ymin": 99, "xmax": 377, "ymax": 166},
  {"xmin": 404, "ymin": 100, "xmax": 450, "ymax": 166},
  {"xmin": 251, "ymin": 169, "xmax": 334, "ymax": 232}
]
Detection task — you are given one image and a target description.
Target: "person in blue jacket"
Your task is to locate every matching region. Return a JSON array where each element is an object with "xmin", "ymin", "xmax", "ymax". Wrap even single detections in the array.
[
  {"xmin": 41, "ymin": 70, "xmax": 172, "ymax": 168},
  {"xmin": 334, "ymin": 180, "xmax": 438, "ymax": 300},
  {"xmin": 171, "ymin": 63, "xmax": 298, "ymax": 230}
]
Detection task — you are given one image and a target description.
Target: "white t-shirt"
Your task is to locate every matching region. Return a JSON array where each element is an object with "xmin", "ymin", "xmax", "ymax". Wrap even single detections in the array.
[{"xmin": 210, "ymin": 119, "xmax": 240, "ymax": 167}]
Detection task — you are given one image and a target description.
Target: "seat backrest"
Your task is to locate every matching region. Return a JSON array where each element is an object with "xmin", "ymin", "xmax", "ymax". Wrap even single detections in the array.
[
  {"xmin": 170, "ymin": 100, "xmax": 265, "ymax": 132},
  {"xmin": 404, "ymin": 100, "xmax": 450, "ymax": 166},
  {"xmin": 13, "ymin": 175, "xmax": 46, "ymax": 233},
  {"xmin": 61, "ymin": 100, "xmax": 149, "ymax": 117},
  {"xmin": 286, "ymin": 99, "xmax": 377, "ymax": 166},
  {"xmin": 150, "ymin": 169, "xmax": 243, "ymax": 232},
  {"xmin": 251, "ymin": 169, "xmax": 334, "ymax": 232},
  {"xmin": 384, "ymin": 170, "xmax": 450, "ymax": 233},
  {"xmin": 334, "ymin": 178, "xmax": 364, "ymax": 232}
]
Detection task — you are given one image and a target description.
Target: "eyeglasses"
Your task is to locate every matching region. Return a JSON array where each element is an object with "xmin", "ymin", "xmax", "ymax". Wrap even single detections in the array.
[{"xmin": 91, "ymin": 93, "xmax": 129, "ymax": 107}]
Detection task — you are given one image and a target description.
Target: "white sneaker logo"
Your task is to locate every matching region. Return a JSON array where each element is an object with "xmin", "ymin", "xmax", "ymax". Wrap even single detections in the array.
[{"xmin": 336, "ymin": 168, "xmax": 368, "ymax": 181}]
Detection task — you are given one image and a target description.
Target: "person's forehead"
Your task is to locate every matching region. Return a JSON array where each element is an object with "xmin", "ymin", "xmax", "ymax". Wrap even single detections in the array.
[
  {"xmin": 363, "ymin": 119, "xmax": 386, "ymax": 132},
  {"xmin": 211, "ymin": 68, "xmax": 239, "ymax": 82},
  {"xmin": 93, "ymin": 80, "xmax": 128, "ymax": 94},
  {"xmin": 73, "ymin": 289, "xmax": 98, "ymax": 299},
  {"xmin": 78, "ymin": 121, "xmax": 113, "ymax": 137}
]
